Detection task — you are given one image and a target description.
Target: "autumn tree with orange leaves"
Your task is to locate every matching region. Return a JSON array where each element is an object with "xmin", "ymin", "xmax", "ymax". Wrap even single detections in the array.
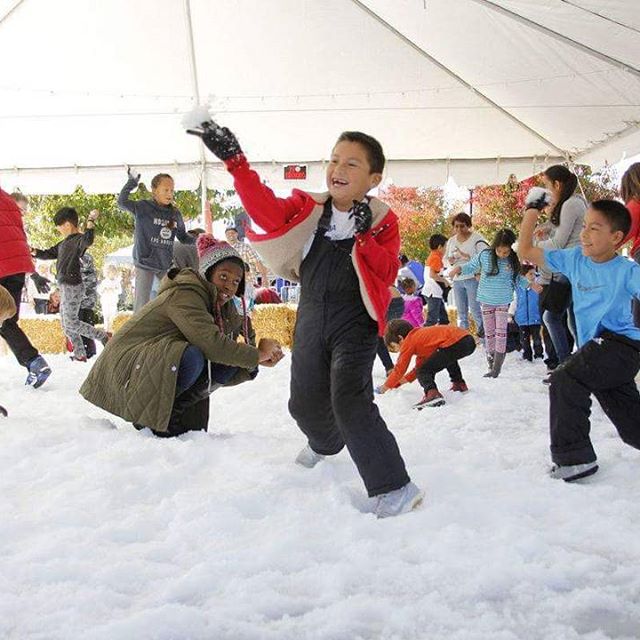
[{"xmin": 379, "ymin": 185, "xmax": 456, "ymax": 263}]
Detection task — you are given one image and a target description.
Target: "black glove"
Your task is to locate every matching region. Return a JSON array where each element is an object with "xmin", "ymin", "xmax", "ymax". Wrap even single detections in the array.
[
  {"xmin": 524, "ymin": 187, "xmax": 552, "ymax": 211},
  {"xmin": 187, "ymin": 122, "xmax": 243, "ymax": 161},
  {"xmin": 350, "ymin": 199, "xmax": 373, "ymax": 235},
  {"xmin": 30, "ymin": 273, "xmax": 50, "ymax": 294},
  {"xmin": 126, "ymin": 165, "xmax": 140, "ymax": 183}
]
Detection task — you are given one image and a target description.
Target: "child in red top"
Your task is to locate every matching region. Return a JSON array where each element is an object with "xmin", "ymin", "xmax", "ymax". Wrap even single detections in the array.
[
  {"xmin": 423, "ymin": 234, "xmax": 451, "ymax": 326},
  {"xmin": 379, "ymin": 319, "xmax": 475, "ymax": 408}
]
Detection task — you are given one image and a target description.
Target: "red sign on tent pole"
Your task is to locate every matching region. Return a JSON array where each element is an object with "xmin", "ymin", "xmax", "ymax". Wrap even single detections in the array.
[{"xmin": 284, "ymin": 165, "xmax": 307, "ymax": 180}]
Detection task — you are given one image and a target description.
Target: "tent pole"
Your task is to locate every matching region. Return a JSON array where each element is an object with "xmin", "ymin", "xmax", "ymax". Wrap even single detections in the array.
[
  {"xmin": 183, "ymin": 0, "xmax": 210, "ymax": 227},
  {"xmin": 469, "ymin": 0, "xmax": 640, "ymax": 80},
  {"xmin": 348, "ymin": 0, "xmax": 566, "ymax": 156}
]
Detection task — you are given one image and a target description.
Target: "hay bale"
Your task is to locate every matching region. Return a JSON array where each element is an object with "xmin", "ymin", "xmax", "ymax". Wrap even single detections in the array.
[
  {"xmin": 252, "ymin": 304, "xmax": 297, "ymax": 348},
  {"xmin": 17, "ymin": 317, "xmax": 67, "ymax": 353},
  {"xmin": 112, "ymin": 312, "xmax": 133, "ymax": 333},
  {"xmin": 446, "ymin": 307, "xmax": 477, "ymax": 335}
]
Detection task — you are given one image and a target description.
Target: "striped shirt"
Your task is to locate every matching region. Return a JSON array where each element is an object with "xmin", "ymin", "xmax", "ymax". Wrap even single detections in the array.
[{"xmin": 460, "ymin": 250, "xmax": 528, "ymax": 306}]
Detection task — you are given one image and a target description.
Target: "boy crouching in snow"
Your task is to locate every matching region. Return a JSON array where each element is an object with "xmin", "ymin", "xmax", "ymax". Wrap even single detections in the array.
[{"xmin": 378, "ymin": 319, "xmax": 475, "ymax": 409}]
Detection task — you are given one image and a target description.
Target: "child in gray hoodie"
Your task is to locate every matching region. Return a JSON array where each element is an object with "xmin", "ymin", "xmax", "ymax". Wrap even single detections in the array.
[{"xmin": 118, "ymin": 169, "xmax": 195, "ymax": 311}]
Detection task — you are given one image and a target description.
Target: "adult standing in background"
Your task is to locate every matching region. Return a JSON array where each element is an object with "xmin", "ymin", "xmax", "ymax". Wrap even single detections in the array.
[
  {"xmin": 444, "ymin": 213, "xmax": 488, "ymax": 336},
  {"xmin": 225, "ymin": 226, "xmax": 269, "ymax": 285},
  {"xmin": 0, "ymin": 188, "xmax": 51, "ymax": 387},
  {"xmin": 118, "ymin": 167, "xmax": 196, "ymax": 311},
  {"xmin": 534, "ymin": 165, "xmax": 587, "ymax": 366}
]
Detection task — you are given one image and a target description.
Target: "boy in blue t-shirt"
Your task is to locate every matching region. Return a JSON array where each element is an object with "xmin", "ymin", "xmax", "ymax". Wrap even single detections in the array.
[{"xmin": 519, "ymin": 192, "xmax": 640, "ymax": 482}]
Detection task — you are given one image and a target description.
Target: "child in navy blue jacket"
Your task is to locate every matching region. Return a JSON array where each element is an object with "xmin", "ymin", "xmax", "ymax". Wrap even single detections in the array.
[{"xmin": 515, "ymin": 265, "xmax": 543, "ymax": 361}]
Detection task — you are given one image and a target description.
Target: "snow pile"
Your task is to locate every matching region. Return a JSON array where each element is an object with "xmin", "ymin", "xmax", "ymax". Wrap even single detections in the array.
[{"xmin": 1, "ymin": 350, "xmax": 640, "ymax": 640}]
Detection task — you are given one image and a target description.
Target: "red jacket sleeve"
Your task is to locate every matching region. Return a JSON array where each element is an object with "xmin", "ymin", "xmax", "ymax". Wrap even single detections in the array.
[
  {"xmin": 225, "ymin": 155, "xmax": 312, "ymax": 233},
  {"xmin": 356, "ymin": 212, "xmax": 401, "ymax": 286}
]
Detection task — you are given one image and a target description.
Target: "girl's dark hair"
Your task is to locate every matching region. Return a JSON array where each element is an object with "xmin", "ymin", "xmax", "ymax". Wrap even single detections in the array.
[
  {"xmin": 544, "ymin": 165, "xmax": 578, "ymax": 227},
  {"xmin": 151, "ymin": 173, "xmax": 174, "ymax": 189},
  {"xmin": 399, "ymin": 277, "xmax": 416, "ymax": 293},
  {"xmin": 621, "ymin": 163, "xmax": 640, "ymax": 203},
  {"xmin": 486, "ymin": 228, "xmax": 520, "ymax": 285},
  {"xmin": 429, "ymin": 234, "xmax": 448, "ymax": 250},
  {"xmin": 451, "ymin": 212, "xmax": 472, "ymax": 228}
]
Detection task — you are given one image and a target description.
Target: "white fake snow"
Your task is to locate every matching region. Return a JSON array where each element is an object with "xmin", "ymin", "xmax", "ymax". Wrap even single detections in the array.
[{"xmin": 1, "ymin": 349, "xmax": 640, "ymax": 640}]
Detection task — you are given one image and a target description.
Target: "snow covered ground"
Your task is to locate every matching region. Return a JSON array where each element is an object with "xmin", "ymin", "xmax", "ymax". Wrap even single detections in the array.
[{"xmin": 2, "ymin": 348, "xmax": 640, "ymax": 640}]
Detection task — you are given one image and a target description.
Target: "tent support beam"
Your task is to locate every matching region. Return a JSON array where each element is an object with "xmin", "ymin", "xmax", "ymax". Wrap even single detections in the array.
[
  {"xmin": 574, "ymin": 121, "xmax": 640, "ymax": 160},
  {"xmin": 348, "ymin": 0, "xmax": 566, "ymax": 157},
  {"xmin": 469, "ymin": 0, "xmax": 640, "ymax": 80},
  {"xmin": 183, "ymin": 0, "xmax": 210, "ymax": 230},
  {"xmin": 0, "ymin": 0, "xmax": 27, "ymax": 28}
]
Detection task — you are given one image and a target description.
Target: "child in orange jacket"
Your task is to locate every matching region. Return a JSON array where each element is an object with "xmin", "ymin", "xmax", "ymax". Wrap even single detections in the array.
[{"xmin": 378, "ymin": 319, "xmax": 476, "ymax": 408}]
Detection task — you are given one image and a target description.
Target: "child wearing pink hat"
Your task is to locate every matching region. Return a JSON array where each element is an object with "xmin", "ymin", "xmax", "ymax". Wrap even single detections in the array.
[{"xmin": 80, "ymin": 235, "xmax": 284, "ymax": 437}]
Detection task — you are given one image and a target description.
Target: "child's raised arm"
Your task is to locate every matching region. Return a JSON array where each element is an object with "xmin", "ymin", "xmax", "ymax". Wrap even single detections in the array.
[
  {"xmin": 518, "ymin": 188, "xmax": 553, "ymax": 268},
  {"xmin": 117, "ymin": 166, "xmax": 141, "ymax": 215}
]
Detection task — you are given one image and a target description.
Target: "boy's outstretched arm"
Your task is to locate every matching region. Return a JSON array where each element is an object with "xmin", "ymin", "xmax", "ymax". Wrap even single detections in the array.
[
  {"xmin": 187, "ymin": 121, "xmax": 304, "ymax": 232},
  {"xmin": 518, "ymin": 188, "xmax": 552, "ymax": 268},
  {"xmin": 117, "ymin": 167, "xmax": 141, "ymax": 215}
]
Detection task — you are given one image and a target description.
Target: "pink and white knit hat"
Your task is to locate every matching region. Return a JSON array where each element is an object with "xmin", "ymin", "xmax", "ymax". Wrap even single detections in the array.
[{"xmin": 196, "ymin": 233, "xmax": 245, "ymax": 294}]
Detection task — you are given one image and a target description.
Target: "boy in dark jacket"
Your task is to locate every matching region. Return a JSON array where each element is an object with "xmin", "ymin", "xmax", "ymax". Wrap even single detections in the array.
[
  {"xmin": 118, "ymin": 169, "xmax": 195, "ymax": 311},
  {"xmin": 514, "ymin": 265, "xmax": 543, "ymax": 361},
  {"xmin": 32, "ymin": 207, "xmax": 108, "ymax": 361},
  {"xmin": 186, "ymin": 115, "xmax": 422, "ymax": 518}
]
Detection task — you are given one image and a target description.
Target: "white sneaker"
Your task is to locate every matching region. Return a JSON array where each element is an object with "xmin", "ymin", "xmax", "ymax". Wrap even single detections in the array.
[
  {"xmin": 295, "ymin": 444, "xmax": 325, "ymax": 468},
  {"xmin": 375, "ymin": 482, "xmax": 424, "ymax": 519},
  {"xmin": 549, "ymin": 461, "xmax": 598, "ymax": 482}
]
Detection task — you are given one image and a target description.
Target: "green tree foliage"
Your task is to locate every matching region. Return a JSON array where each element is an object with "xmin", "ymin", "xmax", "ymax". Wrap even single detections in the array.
[
  {"xmin": 471, "ymin": 164, "xmax": 619, "ymax": 239},
  {"xmin": 379, "ymin": 185, "xmax": 456, "ymax": 263},
  {"xmin": 21, "ymin": 183, "xmax": 241, "ymax": 273}
]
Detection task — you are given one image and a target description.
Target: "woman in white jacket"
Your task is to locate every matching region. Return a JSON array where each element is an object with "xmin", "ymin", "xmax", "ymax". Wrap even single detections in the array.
[{"xmin": 444, "ymin": 212, "xmax": 488, "ymax": 335}]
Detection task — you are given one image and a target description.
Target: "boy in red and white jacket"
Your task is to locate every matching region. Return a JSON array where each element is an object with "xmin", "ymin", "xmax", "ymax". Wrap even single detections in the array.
[{"xmin": 187, "ymin": 118, "xmax": 422, "ymax": 518}]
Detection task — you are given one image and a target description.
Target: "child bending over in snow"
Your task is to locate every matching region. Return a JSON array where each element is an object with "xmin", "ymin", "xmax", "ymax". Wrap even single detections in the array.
[
  {"xmin": 378, "ymin": 319, "xmax": 475, "ymax": 409},
  {"xmin": 0, "ymin": 284, "xmax": 17, "ymax": 416},
  {"xmin": 519, "ymin": 191, "xmax": 640, "ymax": 482},
  {"xmin": 186, "ymin": 111, "xmax": 422, "ymax": 518}
]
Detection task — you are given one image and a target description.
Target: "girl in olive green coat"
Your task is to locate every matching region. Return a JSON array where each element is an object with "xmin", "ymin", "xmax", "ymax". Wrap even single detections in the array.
[{"xmin": 80, "ymin": 235, "xmax": 283, "ymax": 436}]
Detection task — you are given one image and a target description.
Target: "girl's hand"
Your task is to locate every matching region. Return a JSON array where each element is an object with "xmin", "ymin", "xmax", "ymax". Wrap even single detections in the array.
[
  {"xmin": 457, "ymin": 250, "xmax": 470, "ymax": 260},
  {"xmin": 449, "ymin": 266, "xmax": 462, "ymax": 277},
  {"xmin": 258, "ymin": 338, "xmax": 284, "ymax": 367}
]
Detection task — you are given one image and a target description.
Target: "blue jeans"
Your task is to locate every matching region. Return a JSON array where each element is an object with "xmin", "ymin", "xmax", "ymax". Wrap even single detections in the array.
[
  {"xmin": 425, "ymin": 297, "xmax": 449, "ymax": 326},
  {"xmin": 543, "ymin": 308, "xmax": 575, "ymax": 363},
  {"xmin": 176, "ymin": 345, "xmax": 239, "ymax": 395},
  {"xmin": 452, "ymin": 278, "xmax": 483, "ymax": 332}
]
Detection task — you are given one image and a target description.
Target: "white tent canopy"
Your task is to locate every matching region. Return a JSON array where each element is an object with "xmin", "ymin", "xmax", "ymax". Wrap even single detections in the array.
[{"xmin": 1, "ymin": 0, "xmax": 639, "ymax": 194}]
